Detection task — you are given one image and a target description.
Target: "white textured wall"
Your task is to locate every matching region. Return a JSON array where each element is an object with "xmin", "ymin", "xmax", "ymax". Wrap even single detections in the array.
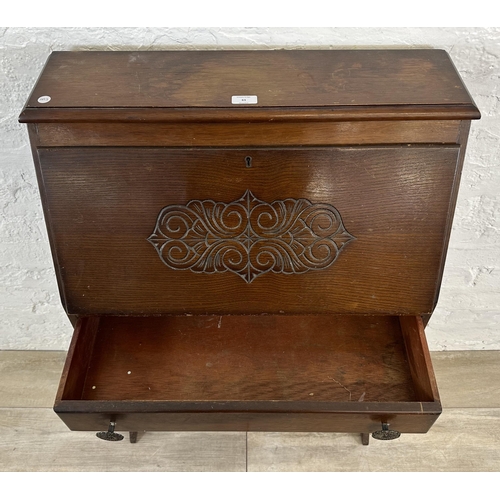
[{"xmin": 1, "ymin": 27, "xmax": 499, "ymax": 350}]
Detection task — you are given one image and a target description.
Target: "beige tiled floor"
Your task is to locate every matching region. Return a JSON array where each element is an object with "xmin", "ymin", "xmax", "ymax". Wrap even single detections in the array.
[{"xmin": 0, "ymin": 350, "xmax": 499, "ymax": 471}]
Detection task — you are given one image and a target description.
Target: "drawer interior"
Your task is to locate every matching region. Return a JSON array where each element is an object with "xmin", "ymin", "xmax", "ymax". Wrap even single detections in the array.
[{"xmin": 58, "ymin": 314, "xmax": 439, "ymax": 405}]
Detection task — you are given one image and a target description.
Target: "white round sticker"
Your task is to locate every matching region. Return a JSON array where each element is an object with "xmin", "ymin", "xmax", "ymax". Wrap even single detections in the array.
[{"xmin": 37, "ymin": 95, "xmax": 51, "ymax": 103}]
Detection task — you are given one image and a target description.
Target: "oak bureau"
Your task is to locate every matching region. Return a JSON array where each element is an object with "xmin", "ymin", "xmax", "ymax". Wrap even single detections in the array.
[{"xmin": 20, "ymin": 50, "xmax": 480, "ymax": 444}]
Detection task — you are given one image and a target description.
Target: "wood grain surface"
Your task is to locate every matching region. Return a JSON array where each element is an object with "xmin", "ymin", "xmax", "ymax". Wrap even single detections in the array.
[
  {"xmin": 1, "ymin": 350, "xmax": 494, "ymax": 410},
  {"xmin": 400, "ymin": 316, "xmax": 440, "ymax": 402},
  {"xmin": 18, "ymin": 49, "xmax": 480, "ymax": 444},
  {"xmin": 52, "ymin": 314, "xmax": 441, "ymax": 433},
  {"xmin": 20, "ymin": 106, "xmax": 480, "ymax": 123},
  {"xmin": 35, "ymin": 120, "xmax": 461, "ymax": 147},
  {"xmin": 21, "ymin": 50, "xmax": 479, "ymax": 116},
  {"xmin": 80, "ymin": 315, "xmax": 417, "ymax": 402},
  {"xmin": 38, "ymin": 146, "xmax": 459, "ymax": 315}
]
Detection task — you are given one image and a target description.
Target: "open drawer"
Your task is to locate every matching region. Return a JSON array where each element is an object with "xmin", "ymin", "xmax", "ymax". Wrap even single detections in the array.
[{"xmin": 55, "ymin": 314, "xmax": 441, "ymax": 438}]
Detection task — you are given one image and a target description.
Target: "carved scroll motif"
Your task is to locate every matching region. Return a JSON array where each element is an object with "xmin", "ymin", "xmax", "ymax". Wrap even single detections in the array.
[{"xmin": 147, "ymin": 190, "xmax": 355, "ymax": 283}]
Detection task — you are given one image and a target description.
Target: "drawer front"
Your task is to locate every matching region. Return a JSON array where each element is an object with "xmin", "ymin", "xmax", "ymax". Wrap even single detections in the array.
[
  {"xmin": 57, "ymin": 409, "xmax": 441, "ymax": 434},
  {"xmin": 38, "ymin": 146, "xmax": 459, "ymax": 315}
]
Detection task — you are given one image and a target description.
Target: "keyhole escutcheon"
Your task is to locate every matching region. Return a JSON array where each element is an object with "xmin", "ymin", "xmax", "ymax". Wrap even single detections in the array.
[{"xmin": 245, "ymin": 156, "xmax": 252, "ymax": 168}]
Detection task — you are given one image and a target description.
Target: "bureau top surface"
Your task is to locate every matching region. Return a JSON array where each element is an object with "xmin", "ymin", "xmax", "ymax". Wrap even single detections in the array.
[{"xmin": 20, "ymin": 49, "xmax": 479, "ymax": 122}]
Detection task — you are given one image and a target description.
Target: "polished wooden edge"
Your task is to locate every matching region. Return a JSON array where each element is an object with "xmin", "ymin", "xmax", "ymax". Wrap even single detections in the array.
[
  {"xmin": 56, "ymin": 410, "xmax": 441, "ymax": 433},
  {"xmin": 400, "ymin": 316, "xmax": 441, "ymax": 403},
  {"xmin": 54, "ymin": 317, "xmax": 87, "ymax": 403},
  {"xmin": 432, "ymin": 120, "xmax": 473, "ymax": 312},
  {"xmin": 54, "ymin": 399, "xmax": 443, "ymax": 414},
  {"xmin": 54, "ymin": 400, "xmax": 442, "ymax": 433},
  {"xmin": 19, "ymin": 105, "xmax": 481, "ymax": 124},
  {"xmin": 27, "ymin": 124, "xmax": 69, "ymax": 312},
  {"xmin": 54, "ymin": 314, "xmax": 442, "ymax": 433},
  {"xmin": 443, "ymin": 51, "xmax": 482, "ymax": 117},
  {"xmin": 36, "ymin": 122, "xmax": 461, "ymax": 149},
  {"xmin": 55, "ymin": 316, "xmax": 100, "ymax": 402}
]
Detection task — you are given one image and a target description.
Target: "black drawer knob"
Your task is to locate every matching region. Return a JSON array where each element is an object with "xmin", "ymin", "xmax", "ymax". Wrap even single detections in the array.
[
  {"xmin": 372, "ymin": 423, "xmax": 401, "ymax": 441},
  {"xmin": 96, "ymin": 421, "xmax": 124, "ymax": 441}
]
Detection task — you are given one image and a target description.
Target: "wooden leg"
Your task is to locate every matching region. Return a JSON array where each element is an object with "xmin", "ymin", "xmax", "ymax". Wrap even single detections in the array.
[
  {"xmin": 361, "ymin": 433, "xmax": 370, "ymax": 446},
  {"xmin": 129, "ymin": 432, "xmax": 138, "ymax": 444}
]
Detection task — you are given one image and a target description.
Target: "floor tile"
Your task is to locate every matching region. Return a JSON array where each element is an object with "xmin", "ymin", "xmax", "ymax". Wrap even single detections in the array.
[
  {"xmin": 247, "ymin": 409, "xmax": 500, "ymax": 472},
  {"xmin": 2, "ymin": 350, "xmax": 500, "ymax": 471},
  {"xmin": 0, "ymin": 408, "xmax": 247, "ymax": 472},
  {"xmin": 0, "ymin": 351, "xmax": 66, "ymax": 408},
  {"xmin": 431, "ymin": 351, "xmax": 500, "ymax": 408}
]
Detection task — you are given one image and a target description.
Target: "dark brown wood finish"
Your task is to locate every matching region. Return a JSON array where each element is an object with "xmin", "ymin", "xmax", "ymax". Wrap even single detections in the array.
[
  {"xmin": 38, "ymin": 146, "xmax": 459, "ymax": 315},
  {"xmin": 400, "ymin": 316, "xmax": 440, "ymax": 402},
  {"xmin": 55, "ymin": 316, "xmax": 100, "ymax": 401},
  {"xmin": 35, "ymin": 120, "xmax": 461, "ymax": 147},
  {"xmin": 55, "ymin": 408, "xmax": 441, "ymax": 433},
  {"xmin": 19, "ymin": 106, "xmax": 480, "ymax": 123},
  {"xmin": 55, "ymin": 406, "xmax": 441, "ymax": 433},
  {"xmin": 26, "ymin": 124, "xmax": 69, "ymax": 311},
  {"xmin": 432, "ymin": 120, "xmax": 473, "ymax": 310},
  {"xmin": 21, "ymin": 50, "xmax": 478, "ymax": 116},
  {"xmin": 54, "ymin": 315, "xmax": 441, "ymax": 432},
  {"xmin": 20, "ymin": 49, "xmax": 480, "ymax": 440},
  {"xmin": 81, "ymin": 315, "xmax": 417, "ymax": 402}
]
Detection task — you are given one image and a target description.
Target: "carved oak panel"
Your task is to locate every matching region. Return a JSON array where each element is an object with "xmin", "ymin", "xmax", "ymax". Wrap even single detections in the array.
[{"xmin": 148, "ymin": 190, "xmax": 355, "ymax": 283}]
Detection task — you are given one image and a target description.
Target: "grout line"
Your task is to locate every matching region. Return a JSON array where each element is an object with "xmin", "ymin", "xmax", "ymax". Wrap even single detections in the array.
[
  {"xmin": 0, "ymin": 350, "xmax": 67, "ymax": 353},
  {"xmin": 0, "ymin": 406, "xmax": 54, "ymax": 410}
]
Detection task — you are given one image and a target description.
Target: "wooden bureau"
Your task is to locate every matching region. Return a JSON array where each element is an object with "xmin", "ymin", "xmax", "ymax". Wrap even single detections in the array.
[{"xmin": 20, "ymin": 50, "xmax": 480, "ymax": 444}]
